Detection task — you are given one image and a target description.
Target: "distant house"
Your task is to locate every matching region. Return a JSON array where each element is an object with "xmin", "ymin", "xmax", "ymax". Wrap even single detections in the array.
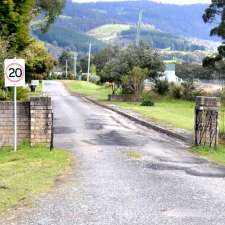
[{"xmin": 161, "ymin": 63, "xmax": 182, "ymax": 83}]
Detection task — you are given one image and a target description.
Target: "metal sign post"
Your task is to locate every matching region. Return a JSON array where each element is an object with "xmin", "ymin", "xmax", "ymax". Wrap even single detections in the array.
[
  {"xmin": 14, "ymin": 86, "xmax": 17, "ymax": 152},
  {"xmin": 4, "ymin": 59, "xmax": 25, "ymax": 152}
]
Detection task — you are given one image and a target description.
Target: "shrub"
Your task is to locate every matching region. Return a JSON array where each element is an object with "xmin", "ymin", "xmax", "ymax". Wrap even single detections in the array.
[
  {"xmin": 171, "ymin": 85, "xmax": 183, "ymax": 99},
  {"xmin": 141, "ymin": 93, "xmax": 155, "ymax": 106},
  {"xmin": 181, "ymin": 81, "xmax": 196, "ymax": 100},
  {"xmin": 81, "ymin": 74, "xmax": 88, "ymax": 81},
  {"xmin": 7, "ymin": 88, "xmax": 29, "ymax": 101},
  {"xmin": 17, "ymin": 88, "xmax": 29, "ymax": 100},
  {"xmin": 154, "ymin": 80, "xmax": 169, "ymax": 95},
  {"xmin": 90, "ymin": 75, "xmax": 100, "ymax": 84},
  {"xmin": 0, "ymin": 89, "xmax": 8, "ymax": 101}
]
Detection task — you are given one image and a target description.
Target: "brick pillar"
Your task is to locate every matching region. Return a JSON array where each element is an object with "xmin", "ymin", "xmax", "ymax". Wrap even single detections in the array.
[
  {"xmin": 0, "ymin": 101, "xmax": 30, "ymax": 147},
  {"xmin": 30, "ymin": 97, "xmax": 53, "ymax": 147}
]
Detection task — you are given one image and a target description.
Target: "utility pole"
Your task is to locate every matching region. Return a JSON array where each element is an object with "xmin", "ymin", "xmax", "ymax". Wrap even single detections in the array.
[
  {"xmin": 74, "ymin": 52, "xmax": 78, "ymax": 80},
  {"xmin": 66, "ymin": 59, "xmax": 68, "ymax": 79},
  {"xmin": 87, "ymin": 41, "xmax": 92, "ymax": 82},
  {"xmin": 136, "ymin": 10, "xmax": 143, "ymax": 47}
]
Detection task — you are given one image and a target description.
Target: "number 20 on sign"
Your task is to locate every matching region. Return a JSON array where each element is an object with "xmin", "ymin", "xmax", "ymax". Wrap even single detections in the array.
[{"xmin": 4, "ymin": 59, "xmax": 25, "ymax": 87}]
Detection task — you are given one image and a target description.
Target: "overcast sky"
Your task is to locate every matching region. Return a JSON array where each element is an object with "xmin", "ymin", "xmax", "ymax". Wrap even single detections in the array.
[{"xmin": 73, "ymin": 0, "xmax": 211, "ymax": 5}]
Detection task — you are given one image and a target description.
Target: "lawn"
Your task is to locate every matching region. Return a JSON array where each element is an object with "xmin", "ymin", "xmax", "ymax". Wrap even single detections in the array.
[
  {"xmin": 63, "ymin": 80, "xmax": 111, "ymax": 101},
  {"xmin": 192, "ymin": 145, "xmax": 225, "ymax": 167},
  {"xmin": 63, "ymin": 80, "xmax": 195, "ymax": 130},
  {"xmin": 0, "ymin": 144, "xmax": 72, "ymax": 214},
  {"xmin": 115, "ymin": 99, "xmax": 195, "ymax": 130},
  {"xmin": 63, "ymin": 80, "xmax": 225, "ymax": 132}
]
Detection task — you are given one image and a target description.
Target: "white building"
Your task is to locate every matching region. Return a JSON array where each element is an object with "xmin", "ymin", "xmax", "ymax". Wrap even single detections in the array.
[{"xmin": 161, "ymin": 63, "xmax": 182, "ymax": 83}]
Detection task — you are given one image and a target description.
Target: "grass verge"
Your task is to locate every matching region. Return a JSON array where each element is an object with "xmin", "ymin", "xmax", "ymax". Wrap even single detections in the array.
[
  {"xmin": 63, "ymin": 80, "xmax": 111, "ymax": 101},
  {"xmin": 127, "ymin": 150, "xmax": 143, "ymax": 159},
  {"xmin": 192, "ymin": 145, "xmax": 225, "ymax": 166},
  {"xmin": 0, "ymin": 144, "xmax": 72, "ymax": 214},
  {"xmin": 114, "ymin": 100, "xmax": 194, "ymax": 130},
  {"xmin": 63, "ymin": 80, "xmax": 195, "ymax": 130},
  {"xmin": 62, "ymin": 80, "xmax": 225, "ymax": 132}
]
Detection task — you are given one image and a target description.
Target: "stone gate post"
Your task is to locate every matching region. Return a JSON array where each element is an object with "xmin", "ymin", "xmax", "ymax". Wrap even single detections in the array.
[{"xmin": 195, "ymin": 96, "xmax": 220, "ymax": 147}]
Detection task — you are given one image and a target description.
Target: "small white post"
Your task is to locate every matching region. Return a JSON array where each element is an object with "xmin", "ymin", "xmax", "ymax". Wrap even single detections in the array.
[{"xmin": 14, "ymin": 86, "xmax": 17, "ymax": 152}]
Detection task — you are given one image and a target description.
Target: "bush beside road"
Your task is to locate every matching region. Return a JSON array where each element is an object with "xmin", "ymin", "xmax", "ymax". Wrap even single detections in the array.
[{"xmin": 0, "ymin": 144, "xmax": 72, "ymax": 214}]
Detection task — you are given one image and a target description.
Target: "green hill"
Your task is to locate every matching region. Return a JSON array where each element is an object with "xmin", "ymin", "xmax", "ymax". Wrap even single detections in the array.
[
  {"xmin": 33, "ymin": 24, "xmax": 107, "ymax": 54},
  {"xmin": 88, "ymin": 24, "xmax": 131, "ymax": 43},
  {"xmin": 87, "ymin": 24, "xmax": 206, "ymax": 52},
  {"xmin": 32, "ymin": 1, "xmax": 219, "ymax": 63},
  {"xmin": 63, "ymin": 0, "xmax": 215, "ymax": 41}
]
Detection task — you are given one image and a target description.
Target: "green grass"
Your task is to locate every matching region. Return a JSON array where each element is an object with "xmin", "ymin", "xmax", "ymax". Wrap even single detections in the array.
[
  {"xmin": 28, "ymin": 83, "xmax": 43, "ymax": 98},
  {"xmin": 63, "ymin": 80, "xmax": 225, "ymax": 132},
  {"xmin": 64, "ymin": 80, "xmax": 111, "ymax": 101},
  {"xmin": 64, "ymin": 80, "xmax": 194, "ymax": 130},
  {"xmin": 192, "ymin": 145, "xmax": 225, "ymax": 166},
  {"xmin": 0, "ymin": 144, "xmax": 72, "ymax": 214},
  {"xmin": 115, "ymin": 99, "xmax": 195, "ymax": 130},
  {"xmin": 87, "ymin": 24, "xmax": 130, "ymax": 42},
  {"xmin": 127, "ymin": 150, "xmax": 143, "ymax": 159}
]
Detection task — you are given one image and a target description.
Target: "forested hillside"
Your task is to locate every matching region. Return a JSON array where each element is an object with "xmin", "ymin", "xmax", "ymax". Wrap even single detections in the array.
[
  {"xmin": 33, "ymin": 0, "xmax": 218, "ymax": 62},
  {"xmin": 34, "ymin": 24, "xmax": 106, "ymax": 53},
  {"xmin": 63, "ymin": 0, "xmax": 213, "ymax": 40},
  {"xmin": 88, "ymin": 24, "xmax": 207, "ymax": 52}
]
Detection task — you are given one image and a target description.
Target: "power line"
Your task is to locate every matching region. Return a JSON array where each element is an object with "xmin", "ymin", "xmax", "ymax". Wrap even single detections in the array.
[{"xmin": 87, "ymin": 41, "xmax": 92, "ymax": 82}]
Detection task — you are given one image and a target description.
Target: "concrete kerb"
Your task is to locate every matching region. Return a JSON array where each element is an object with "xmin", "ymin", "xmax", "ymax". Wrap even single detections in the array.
[
  {"xmin": 82, "ymin": 96, "xmax": 191, "ymax": 144},
  {"xmin": 62, "ymin": 82, "xmax": 192, "ymax": 144}
]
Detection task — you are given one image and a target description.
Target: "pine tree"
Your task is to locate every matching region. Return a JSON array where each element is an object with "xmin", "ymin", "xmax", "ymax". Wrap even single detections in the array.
[{"xmin": 0, "ymin": 0, "xmax": 65, "ymax": 52}]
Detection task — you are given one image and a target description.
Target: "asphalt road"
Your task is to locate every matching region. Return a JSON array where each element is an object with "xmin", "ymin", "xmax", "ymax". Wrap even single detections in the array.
[{"xmin": 2, "ymin": 80, "xmax": 225, "ymax": 225}]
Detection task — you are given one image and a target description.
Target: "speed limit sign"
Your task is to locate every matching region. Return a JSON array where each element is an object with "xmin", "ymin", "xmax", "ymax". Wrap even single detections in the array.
[
  {"xmin": 4, "ymin": 59, "xmax": 25, "ymax": 87},
  {"xmin": 4, "ymin": 59, "xmax": 26, "ymax": 152}
]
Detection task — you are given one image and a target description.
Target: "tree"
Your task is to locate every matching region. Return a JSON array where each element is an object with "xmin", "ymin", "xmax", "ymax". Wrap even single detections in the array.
[
  {"xmin": 92, "ymin": 46, "xmax": 119, "ymax": 74},
  {"xmin": 0, "ymin": 0, "xmax": 65, "ymax": 52},
  {"xmin": 203, "ymin": 1, "xmax": 225, "ymax": 69},
  {"xmin": 203, "ymin": 1, "xmax": 225, "ymax": 40},
  {"xmin": 21, "ymin": 40, "xmax": 57, "ymax": 81},
  {"xmin": 35, "ymin": 0, "xmax": 66, "ymax": 32},
  {"xmin": 176, "ymin": 63, "xmax": 217, "ymax": 80},
  {"xmin": 58, "ymin": 51, "xmax": 74, "ymax": 72},
  {"xmin": 90, "ymin": 64, "xmax": 97, "ymax": 75},
  {"xmin": 0, "ymin": 38, "xmax": 9, "ymax": 79},
  {"xmin": 100, "ymin": 42, "xmax": 164, "ymax": 91},
  {"xmin": 121, "ymin": 67, "xmax": 148, "ymax": 96}
]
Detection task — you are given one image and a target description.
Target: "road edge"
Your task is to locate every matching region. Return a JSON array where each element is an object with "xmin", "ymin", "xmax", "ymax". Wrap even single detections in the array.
[
  {"xmin": 83, "ymin": 96, "xmax": 192, "ymax": 143},
  {"xmin": 62, "ymin": 81, "xmax": 192, "ymax": 144}
]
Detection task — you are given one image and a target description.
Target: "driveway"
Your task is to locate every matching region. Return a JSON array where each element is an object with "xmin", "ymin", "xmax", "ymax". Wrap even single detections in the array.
[{"xmin": 2, "ymin": 80, "xmax": 225, "ymax": 225}]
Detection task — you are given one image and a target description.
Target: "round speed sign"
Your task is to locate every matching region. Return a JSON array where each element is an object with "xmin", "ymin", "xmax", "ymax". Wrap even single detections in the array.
[{"xmin": 4, "ymin": 59, "xmax": 25, "ymax": 87}]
